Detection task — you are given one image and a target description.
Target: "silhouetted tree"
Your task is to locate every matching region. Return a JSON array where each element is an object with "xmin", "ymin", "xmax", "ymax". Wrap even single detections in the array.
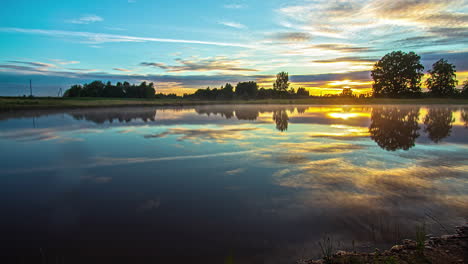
[
  {"xmin": 82, "ymin": 81, "xmax": 105, "ymax": 97},
  {"xmin": 296, "ymin": 87, "xmax": 309, "ymax": 97},
  {"xmin": 220, "ymin": 83, "xmax": 234, "ymax": 99},
  {"xmin": 273, "ymin": 72, "xmax": 290, "ymax": 92},
  {"xmin": 273, "ymin": 110, "xmax": 289, "ymax": 132},
  {"xmin": 426, "ymin": 59, "xmax": 458, "ymax": 97},
  {"xmin": 63, "ymin": 84, "xmax": 83, "ymax": 97},
  {"xmin": 371, "ymin": 51, "xmax": 424, "ymax": 97},
  {"xmin": 103, "ymin": 81, "xmax": 125, "ymax": 97},
  {"xmin": 341, "ymin": 88, "xmax": 353, "ymax": 97},
  {"xmin": 423, "ymin": 108, "xmax": 455, "ymax": 143},
  {"xmin": 63, "ymin": 81, "xmax": 156, "ymax": 98},
  {"xmin": 369, "ymin": 107, "xmax": 421, "ymax": 151},
  {"xmin": 235, "ymin": 81, "xmax": 258, "ymax": 99},
  {"xmin": 461, "ymin": 80, "xmax": 468, "ymax": 98}
]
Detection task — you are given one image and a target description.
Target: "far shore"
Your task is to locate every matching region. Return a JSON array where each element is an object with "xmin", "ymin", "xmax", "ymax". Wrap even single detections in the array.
[{"xmin": 1, "ymin": 97, "xmax": 468, "ymax": 111}]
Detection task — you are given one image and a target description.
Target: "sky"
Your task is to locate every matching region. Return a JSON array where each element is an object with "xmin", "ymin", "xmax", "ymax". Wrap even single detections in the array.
[{"xmin": 0, "ymin": 0, "xmax": 467, "ymax": 96}]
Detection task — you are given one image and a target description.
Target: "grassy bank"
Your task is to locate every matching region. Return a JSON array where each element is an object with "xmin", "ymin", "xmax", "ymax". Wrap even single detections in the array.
[{"xmin": 1, "ymin": 97, "xmax": 468, "ymax": 111}]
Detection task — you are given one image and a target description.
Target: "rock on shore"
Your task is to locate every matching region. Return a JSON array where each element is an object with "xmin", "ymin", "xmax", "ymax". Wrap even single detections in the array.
[{"xmin": 298, "ymin": 224, "xmax": 467, "ymax": 264}]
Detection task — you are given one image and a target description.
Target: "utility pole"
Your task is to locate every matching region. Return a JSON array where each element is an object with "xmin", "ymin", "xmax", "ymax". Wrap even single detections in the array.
[{"xmin": 29, "ymin": 79, "xmax": 32, "ymax": 97}]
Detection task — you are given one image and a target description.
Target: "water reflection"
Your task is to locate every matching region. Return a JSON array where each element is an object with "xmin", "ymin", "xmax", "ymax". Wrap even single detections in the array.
[
  {"xmin": 71, "ymin": 108, "xmax": 156, "ymax": 123},
  {"xmin": 1, "ymin": 105, "xmax": 466, "ymax": 150},
  {"xmin": 273, "ymin": 110, "xmax": 289, "ymax": 132},
  {"xmin": 0, "ymin": 105, "xmax": 467, "ymax": 263},
  {"xmin": 423, "ymin": 108, "xmax": 455, "ymax": 143},
  {"xmin": 369, "ymin": 107, "xmax": 420, "ymax": 151},
  {"xmin": 460, "ymin": 108, "xmax": 468, "ymax": 128}
]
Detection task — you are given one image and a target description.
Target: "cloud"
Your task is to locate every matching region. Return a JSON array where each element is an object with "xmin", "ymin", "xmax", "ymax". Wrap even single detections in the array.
[
  {"xmin": 0, "ymin": 27, "xmax": 256, "ymax": 48},
  {"xmin": 219, "ymin": 21, "xmax": 247, "ymax": 29},
  {"xmin": 267, "ymin": 32, "xmax": 312, "ymax": 42},
  {"xmin": 49, "ymin": 59, "xmax": 80, "ymax": 65},
  {"xmin": 277, "ymin": 0, "xmax": 468, "ymax": 49},
  {"xmin": 67, "ymin": 14, "xmax": 103, "ymax": 24},
  {"xmin": 7, "ymin": 60, "xmax": 55, "ymax": 68},
  {"xmin": 225, "ymin": 168, "xmax": 246, "ymax": 175},
  {"xmin": 312, "ymin": 56, "xmax": 377, "ymax": 64},
  {"xmin": 140, "ymin": 56, "xmax": 259, "ymax": 73},
  {"xmin": 223, "ymin": 4, "xmax": 246, "ymax": 9},
  {"xmin": 113, "ymin": 68, "xmax": 132, "ymax": 72},
  {"xmin": 310, "ymin": 44, "xmax": 375, "ymax": 53}
]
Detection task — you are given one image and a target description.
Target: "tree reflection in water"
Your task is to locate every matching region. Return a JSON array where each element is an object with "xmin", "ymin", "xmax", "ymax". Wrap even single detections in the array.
[
  {"xmin": 369, "ymin": 107, "xmax": 421, "ymax": 151},
  {"xmin": 423, "ymin": 108, "xmax": 455, "ymax": 143},
  {"xmin": 461, "ymin": 108, "xmax": 468, "ymax": 128},
  {"xmin": 272, "ymin": 110, "xmax": 289, "ymax": 132}
]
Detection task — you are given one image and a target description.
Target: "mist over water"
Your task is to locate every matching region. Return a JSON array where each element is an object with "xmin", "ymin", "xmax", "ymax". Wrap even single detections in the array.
[{"xmin": 0, "ymin": 105, "xmax": 467, "ymax": 263}]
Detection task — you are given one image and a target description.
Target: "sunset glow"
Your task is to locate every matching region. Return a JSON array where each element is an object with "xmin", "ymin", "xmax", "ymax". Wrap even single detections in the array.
[{"xmin": 0, "ymin": 0, "xmax": 467, "ymax": 96}]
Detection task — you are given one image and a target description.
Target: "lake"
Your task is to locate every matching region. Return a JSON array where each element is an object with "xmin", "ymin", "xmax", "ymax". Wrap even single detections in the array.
[{"xmin": 0, "ymin": 105, "xmax": 467, "ymax": 263}]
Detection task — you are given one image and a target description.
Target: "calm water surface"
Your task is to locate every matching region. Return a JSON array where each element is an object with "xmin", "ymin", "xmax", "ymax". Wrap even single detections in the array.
[{"xmin": 0, "ymin": 105, "xmax": 467, "ymax": 263}]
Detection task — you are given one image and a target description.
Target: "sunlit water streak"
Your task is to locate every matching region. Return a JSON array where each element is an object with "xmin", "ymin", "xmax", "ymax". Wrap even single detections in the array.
[{"xmin": 0, "ymin": 105, "xmax": 467, "ymax": 263}]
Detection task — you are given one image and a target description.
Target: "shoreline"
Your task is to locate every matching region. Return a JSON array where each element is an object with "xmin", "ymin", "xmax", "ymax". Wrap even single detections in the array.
[
  {"xmin": 298, "ymin": 224, "xmax": 467, "ymax": 264},
  {"xmin": 1, "ymin": 97, "xmax": 468, "ymax": 111}
]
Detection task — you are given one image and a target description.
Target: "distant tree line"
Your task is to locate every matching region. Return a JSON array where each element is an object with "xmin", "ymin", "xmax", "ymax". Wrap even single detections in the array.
[
  {"xmin": 64, "ymin": 81, "xmax": 156, "ymax": 98},
  {"xmin": 184, "ymin": 72, "xmax": 309, "ymax": 100},
  {"xmin": 63, "ymin": 52, "xmax": 468, "ymax": 99}
]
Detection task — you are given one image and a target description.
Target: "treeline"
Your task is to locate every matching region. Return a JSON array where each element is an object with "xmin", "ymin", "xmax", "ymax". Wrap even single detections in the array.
[
  {"xmin": 184, "ymin": 77, "xmax": 310, "ymax": 100},
  {"xmin": 63, "ymin": 51, "xmax": 468, "ymax": 99},
  {"xmin": 64, "ymin": 81, "xmax": 156, "ymax": 98}
]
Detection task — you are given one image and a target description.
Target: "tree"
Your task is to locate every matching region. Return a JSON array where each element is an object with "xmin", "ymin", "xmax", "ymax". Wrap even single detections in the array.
[
  {"xmin": 371, "ymin": 51, "xmax": 424, "ymax": 97},
  {"xmin": 63, "ymin": 84, "xmax": 83, "ymax": 97},
  {"xmin": 341, "ymin": 88, "xmax": 353, "ymax": 97},
  {"xmin": 220, "ymin": 83, "xmax": 234, "ymax": 99},
  {"xmin": 63, "ymin": 80, "xmax": 155, "ymax": 98},
  {"xmin": 426, "ymin": 59, "xmax": 458, "ymax": 97},
  {"xmin": 296, "ymin": 87, "xmax": 309, "ymax": 97},
  {"xmin": 235, "ymin": 81, "xmax": 258, "ymax": 98},
  {"xmin": 461, "ymin": 80, "xmax": 468, "ymax": 98},
  {"xmin": 81, "ymin": 81, "xmax": 105, "ymax": 97},
  {"xmin": 273, "ymin": 72, "xmax": 290, "ymax": 92}
]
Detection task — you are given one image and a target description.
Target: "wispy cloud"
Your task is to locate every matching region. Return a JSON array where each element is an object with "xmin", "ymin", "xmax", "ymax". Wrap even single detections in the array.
[
  {"xmin": 7, "ymin": 60, "xmax": 55, "ymax": 68},
  {"xmin": 219, "ymin": 21, "xmax": 247, "ymax": 29},
  {"xmin": 277, "ymin": 0, "xmax": 468, "ymax": 48},
  {"xmin": 0, "ymin": 27, "xmax": 256, "ymax": 48},
  {"xmin": 266, "ymin": 32, "xmax": 312, "ymax": 42},
  {"xmin": 67, "ymin": 14, "xmax": 103, "ymax": 24},
  {"xmin": 223, "ymin": 4, "xmax": 246, "ymax": 9},
  {"xmin": 49, "ymin": 59, "xmax": 80, "ymax": 65},
  {"xmin": 141, "ymin": 56, "xmax": 258, "ymax": 73},
  {"xmin": 113, "ymin": 68, "xmax": 132, "ymax": 72}
]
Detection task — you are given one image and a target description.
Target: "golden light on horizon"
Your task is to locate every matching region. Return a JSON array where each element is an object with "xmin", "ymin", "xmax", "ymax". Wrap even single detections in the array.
[{"xmin": 327, "ymin": 112, "xmax": 369, "ymax": 120}]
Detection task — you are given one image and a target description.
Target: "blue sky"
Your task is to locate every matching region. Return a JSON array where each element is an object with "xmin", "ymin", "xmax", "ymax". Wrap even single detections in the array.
[{"xmin": 0, "ymin": 0, "xmax": 467, "ymax": 96}]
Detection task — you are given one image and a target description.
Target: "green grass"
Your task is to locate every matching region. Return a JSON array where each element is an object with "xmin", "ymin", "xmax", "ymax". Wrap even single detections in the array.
[{"xmin": 1, "ymin": 96, "xmax": 468, "ymax": 111}]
